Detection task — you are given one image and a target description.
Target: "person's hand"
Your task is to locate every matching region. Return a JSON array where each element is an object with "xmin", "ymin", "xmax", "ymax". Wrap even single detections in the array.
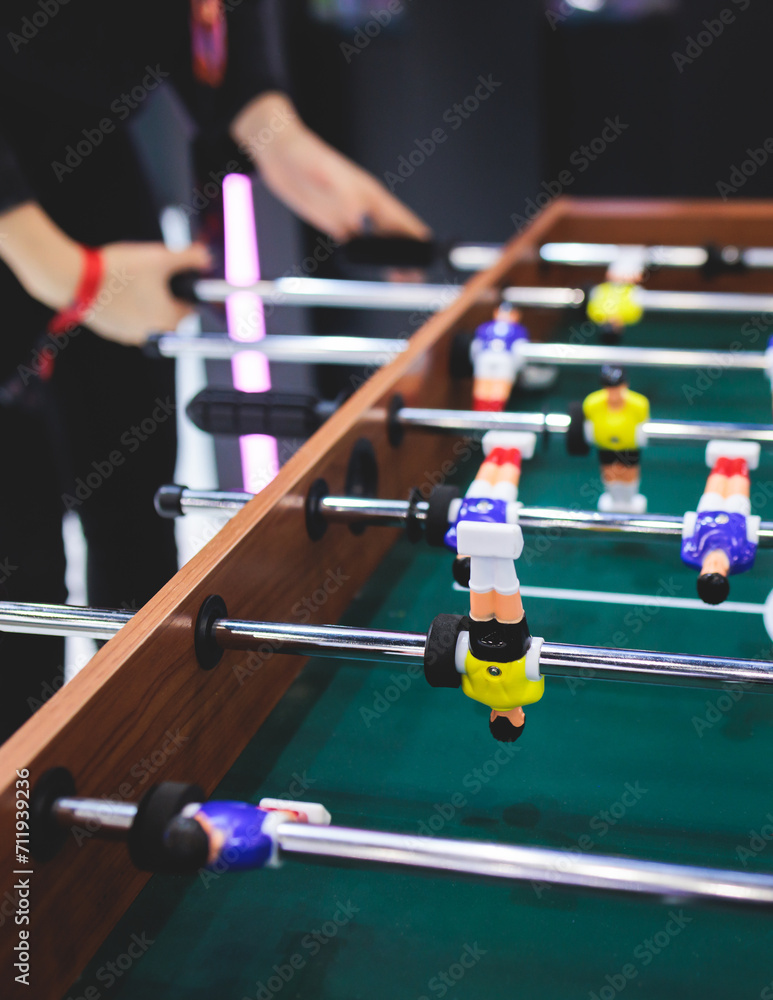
[
  {"xmin": 84, "ymin": 242, "xmax": 212, "ymax": 346},
  {"xmin": 232, "ymin": 92, "xmax": 431, "ymax": 243},
  {"xmin": 0, "ymin": 203, "xmax": 212, "ymax": 347}
]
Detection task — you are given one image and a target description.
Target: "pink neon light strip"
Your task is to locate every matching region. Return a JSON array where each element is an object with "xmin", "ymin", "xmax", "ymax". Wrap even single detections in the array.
[{"xmin": 223, "ymin": 173, "xmax": 278, "ymax": 492}]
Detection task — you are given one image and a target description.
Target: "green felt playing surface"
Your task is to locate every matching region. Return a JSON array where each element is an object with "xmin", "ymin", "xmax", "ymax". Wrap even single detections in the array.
[{"xmin": 69, "ymin": 316, "xmax": 773, "ymax": 1000}]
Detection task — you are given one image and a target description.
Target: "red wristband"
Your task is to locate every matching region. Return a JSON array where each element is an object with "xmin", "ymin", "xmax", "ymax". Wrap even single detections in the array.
[{"xmin": 47, "ymin": 246, "xmax": 105, "ymax": 336}]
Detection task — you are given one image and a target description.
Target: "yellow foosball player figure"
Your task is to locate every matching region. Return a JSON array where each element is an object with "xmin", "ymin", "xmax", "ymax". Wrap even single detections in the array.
[
  {"xmin": 440, "ymin": 431, "xmax": 544, "ymax": 743},
  {"xmin": 586, "ymin": 249, "xmax": 646, "ymax": 344},
  {"xmin": 583, "ymin": 365, "xmax": 650, "ymax": 514},
  {"xmin": 454, "ymin": 518, "xmax": 544, "ymax": 742}
]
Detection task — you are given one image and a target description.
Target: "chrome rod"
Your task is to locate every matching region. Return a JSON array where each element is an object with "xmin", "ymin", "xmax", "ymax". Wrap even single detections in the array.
[
  {"xmin": 191, "ymin": 275, "xmax": 773, "ymax": 316},
  {"xmin": 540, "ymin": 242, "xmax": 773, "ymax": 272},
  {"xmin": 213, "ymin": 622, "xmax": 773, "ymax": 691},
  {"xmin": 154, "ymin": 333, "xmax": 773, "ymax": 372},
  {"xmin": 396, "ymin": 407, "xmax": 773, "ymax": 444},
  {"xmin": 212, "ymin": 619, "xmax": 427, "ymax": 663},
  {"xmin": 396, "ymin": 407, "xmax": 561, "ymax": 434},
  {"xmin": 448, "ymin": 243, "xmax": 504, "ymax": 272},
  {"xmin": 180, "ymin": 489, "xmax": 255, "ymax": 516},
  {"xmin": 319, "ymin": 496, "xmax": 428, "ymax": 527},
  {"xmin": 158, "ymin": 492, "xmax": 773, "ymax": 547},
  {"xmin": 538, "ymin": 642, "xmax": 773, "ymax": 690},
  {"xmin": 275, "ymin": 822, "xmax": 773, "ymax": 907},
  {"xmin": 153, "ymin": 333, "xmax": 409, "ymax": 365},
  {"xmin": 53, "ymin": 798, "xmax": 138, "ymax": 834},
  {"xmin": 540, "ymin": 242, "xmax": 710, "ymax": 269},
  {"xmin": 2, "ymin": 603, "xmax": 773, "ymax": 691},
  {"xmin": 516, "ymin": 506, "xmax": 773, "ymax": 547},
  {"xmin": 519, "ymin": 342, "xmax": 770, "ymax": 371},
  {"xmin": 194, "ymin": 277, "xmax": 480, "ymax": 311},
  {"xmin": 193, "ymin": 277, "xmax": 584, "ymax": 311},
  {"xmin": 638, "ymin": 289, "xmax": 773, "ymax": 314},
  {"xmin": 0, "ymin": 602, "xmax": 133, "ymax": 639},
  {"xmin": 643, "ymin": 419, "xmax": 773, "ymax": 444}
]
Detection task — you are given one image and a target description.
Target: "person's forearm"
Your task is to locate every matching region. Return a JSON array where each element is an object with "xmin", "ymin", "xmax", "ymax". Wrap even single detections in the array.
[
  {"xmin": 229, "ymin": 90, "xmax": 302, "ymax": 169},
  {"xmin": 0, "ymin": 202, "xmax": 81, "ymax": 309}
]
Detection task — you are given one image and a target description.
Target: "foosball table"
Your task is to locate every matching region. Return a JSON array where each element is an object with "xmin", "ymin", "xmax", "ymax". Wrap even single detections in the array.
[{"xmin": 3, "ymin": 199, "xmax": 773, "ymax": 1000}]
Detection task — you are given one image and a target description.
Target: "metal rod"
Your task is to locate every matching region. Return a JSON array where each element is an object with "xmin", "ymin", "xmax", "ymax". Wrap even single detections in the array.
[
  {"xmin": 153, "ymin": 333, "xmax": 409, "ymax": 365},
  {"xmin": 191, "ymin": 275, "xmax": 773, "ymax": 316},
  {"xmin": 53, "ymin": 798, "xmax": 138, "ymax": 834},
  {"xmin": 212, "ymin": 619, "xmax": 427, "ymax": 663},
  {"xmin": 212, "ymin": 621, "xmax": 773, "ymax": 692},
  {"xmin": 154, "ymin": 333, "xmax": 772, "ymax": 374},
  {"xmin": 455, "ymin": 240, "xmax": 773, "ymax": 273},
  {"xmin": 179, "ymin": 489, "xmax": 255, "ymax": 517},
  {"xmin": 519, "ymin": 342, "xmax": 770, "ymax": 371},
  {"xmin": 638, "ymin": 289, "xmax": 773, "ymax": 314},
  {"xmin": 2, "ymin": 603, "xmax": 773, "ymax": 691},
  {"xmin": 193, "ymin": 277, "xmax": 585, "ymax": 311},
  {"xmin": 158, "ymin": 491, "xmax": 773, "ymax": 547},
  {"xmin": 539, "ymin": 242, "xmax": 710, "ymax": 269},
  {"xmin": 0, "ymin": 602, "xmax": 133, "ymax": 639},
  {"xmin": 515, "ymin": 506, "xmax": 773, "ymax": 546},
  {"xmin": 396, "ymin": 407, "xmax": 773, "ymax": 444},
  {"xmin": 275, "ymin": 822, "xmax": 773, "ymax": 907},
  {"xmin": 192, "ymin": 277, "xmax": 489, "ymax": 311},
  {"xmin": 539, "ymin": 242, "xmax": 773, "ymax": 272},
  {"xmin": 538, "ymin": 641, "xmax": 773, "ymax": 690},
  {"xmin": 318, "ymin": 496, "xmax": 428, "ymax": 527},
  {"xmin": 48, "ymin": 792, "xmax": 773, "ymax": 906}
]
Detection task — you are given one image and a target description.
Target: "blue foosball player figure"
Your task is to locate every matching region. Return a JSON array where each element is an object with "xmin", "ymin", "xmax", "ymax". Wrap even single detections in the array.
[
  {"xmin": 470, "ymin": 304, "xmax": 530, "ymax": 411},
  {"xmin": 681, "ymin": 440, "xmax": 761, "ymax": 605},
  {"xmin": 164, "ymin": 798, "xmax": 331, "ymax": 871}
]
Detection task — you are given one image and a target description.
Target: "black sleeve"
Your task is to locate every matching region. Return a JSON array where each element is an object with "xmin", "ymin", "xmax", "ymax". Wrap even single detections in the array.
[
  {"xmin": 0, "ymin": 126, "xmax": 33, "ymax": 216},
  {"xmin": 175, "ymin": 0, "xmax": 289, "ymax": 137},
  {"xmin": 218, "ymin": 0, "xmax": 288, "ymax": 124}
]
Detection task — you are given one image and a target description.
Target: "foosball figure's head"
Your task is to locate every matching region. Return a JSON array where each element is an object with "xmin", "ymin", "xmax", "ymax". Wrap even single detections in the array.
[
  {"xmin": 587, "ymin": 280, "xmax": 644, "ymax": 331},
  {"xmin": 493, "ymin": 302, "xmax": 521, "ymax": 325},
  {"xmin": 697, "ymin": 549, "xmax": 731, "ymax": 605},
  {"xmin": 697, "ymin": 572, "xmax": 731, "ymax": 605},
  {"xmin": 489, "ymin": 707, "xmax": 525, "ymax": 743},
  {"xmin": 599, "ymin": 364, "xmax": 630, "ymax": 410}
]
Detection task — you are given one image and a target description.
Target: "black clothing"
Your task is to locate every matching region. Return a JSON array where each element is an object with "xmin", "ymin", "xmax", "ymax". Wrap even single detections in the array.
[
  {"xmin": 0, "ymin": 2, "xmax": 284, "ymax": 739},
  {"xmin": 598, "ymin": 448, "xmax": 641, "ymax": 468}
]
